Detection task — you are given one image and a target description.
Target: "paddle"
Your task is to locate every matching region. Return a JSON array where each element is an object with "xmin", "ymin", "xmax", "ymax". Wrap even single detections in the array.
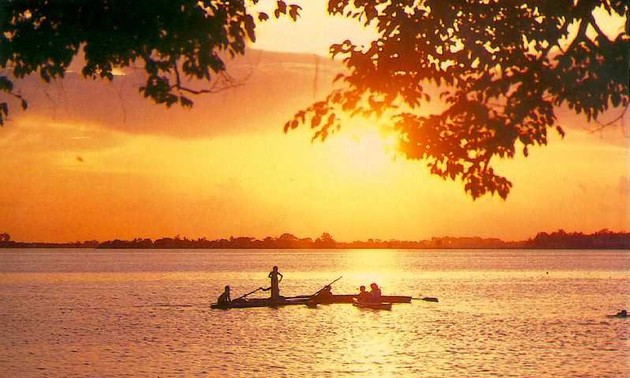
[
  {"xmin": 233, "ymin": 287, "xmax": 265, "ymax": 302},
  {"xmin": 310, "ymin": 276, "xmax": 343, "ymax": 297},
  {"xmin": 304, "ymin": 276, "xmax": 342, "ymax": 308},
  {"xmin": 412, "ymin": 296, "xmax": 439, "ymax": 302}
]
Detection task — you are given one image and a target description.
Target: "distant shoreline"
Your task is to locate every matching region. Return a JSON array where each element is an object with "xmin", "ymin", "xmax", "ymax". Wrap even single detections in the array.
[{"xmin": 1, "ymin": 230, "xmax": 628, "ymax": 250}]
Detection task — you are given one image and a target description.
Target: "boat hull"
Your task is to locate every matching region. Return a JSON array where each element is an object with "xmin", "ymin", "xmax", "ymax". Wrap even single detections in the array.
[
  {"xmin": 313, "ymin": 294, "xmax": 411, "ymax": 304},
  {"xmin": 211, "ymin": 294, "xmax": 412, "ymax": 309},
  {"xmin": 211, "ymin": 297, "xmax": 310, "ymax": 309},
  {"xmin": 352, "ymin": 301, "xmax": 393, "ymax": 310}
]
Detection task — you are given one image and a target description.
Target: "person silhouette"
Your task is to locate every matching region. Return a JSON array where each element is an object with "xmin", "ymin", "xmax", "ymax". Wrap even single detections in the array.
[
  {"xmin": 369, "ymin": 283, "xmax": 382, "ymax": 303},
  {"xmin": 267, "ymin": 266, "xmax": 283, "ymax": 301},
  {"xmin": 357, "ymin": 285, "xmax": 370, "ymax": 303},
  {"xmin": 316, "ymin": 285, "xmax": 333, "ymax": 301},
  {"xmin": 217, "ymin": 285, "xmax": 231, "ymax": 306}
]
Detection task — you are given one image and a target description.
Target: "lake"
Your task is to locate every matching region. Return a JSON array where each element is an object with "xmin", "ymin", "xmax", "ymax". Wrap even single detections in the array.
[{"xmin": 0, "ymin": 249, "xmax": 628, "ymax": 377}]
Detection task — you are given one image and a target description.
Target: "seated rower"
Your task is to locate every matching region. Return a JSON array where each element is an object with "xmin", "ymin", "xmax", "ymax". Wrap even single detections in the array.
[
  {"xmin": 606, "ymin": 309, "xmax": 627, "ymax": 318},
  {"xmin": 217, "ymin": 285, "xmax": 231, "ymax": 306},
  {"xmin": 318, "ymin": 285, "xmax": 333, "ymax": 300},
  {"xmin": 369, "ymin": 283, "xmax": 382, "ymax": 303},
  {"xmin": 615, "ymin": 309, "xmax": 627, "ymax": 318},
  {"xmin": 309, "ymin": 285, "xmax": 333, "ymax": 305},
  {"xmin": 357, "ymin": 285, "xmax": 370, "ymax": 303}
]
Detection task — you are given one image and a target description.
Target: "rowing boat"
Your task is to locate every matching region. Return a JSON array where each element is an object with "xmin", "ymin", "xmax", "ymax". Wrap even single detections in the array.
[
  {"xmin": 211, "ymin": 296, "xmax": 310, "ymax": 309},
  {"xmin": 312, "ymin": 294, "xmax": 411, "ymax": 304},
  {"xmin": 210, "ymin": 294, "xmax": 412, "ymax": 309},
  {"xmin": 352, "ymin": 300, "xmax": 393, "ymax": 311}
]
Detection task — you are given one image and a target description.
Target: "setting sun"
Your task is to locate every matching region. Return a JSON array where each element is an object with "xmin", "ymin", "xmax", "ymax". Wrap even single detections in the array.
[{"xmin": 325, "ymin": 125, "xmax": 400, "ymax": 178}]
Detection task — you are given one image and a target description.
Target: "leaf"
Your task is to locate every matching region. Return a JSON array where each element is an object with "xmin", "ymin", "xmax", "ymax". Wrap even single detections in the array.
[
  {"xmin": 0, "ymin": 102, "xmax": 8, "ymax": 125},
  {"xmin": 289, "ymin": 5, "xmax": 301, "ymax": 21},
  {"xmin": 277, "ymin": 1, "xmax": 287, "ymax": 13},
  {"xmin": 244, "ymin": 14, "xmax": 256, "ymax": 42},
  {"xmin": 275, "ymin": 0, "xmax": 287, "ymax": 18},
  {"xmin": 556, "ymin": 126, "xmax": 565, "ymax": 138},
  {"xmin": 0, "ymin": 76, "xmax": 14, "ymax": 91},
  {"xmin": 179, "ymin": 96, "xmax": 193, "ymax": 108}
]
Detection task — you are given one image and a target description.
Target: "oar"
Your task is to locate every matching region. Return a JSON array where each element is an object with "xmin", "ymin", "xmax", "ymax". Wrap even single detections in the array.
[
  {"xmin": 412, "ymin": 296, "xmax": 439, "ymax": 302},
  {"xmin": 304, "ymin": 276, "xmax": 342, "ymax": 308},
  {"xmin": 233, "ymin": 287, "xmax": 265, "ymax": 302},
  {"xmin": 310, "ymin": 276, "xmax": 343, "ymax": 297}
]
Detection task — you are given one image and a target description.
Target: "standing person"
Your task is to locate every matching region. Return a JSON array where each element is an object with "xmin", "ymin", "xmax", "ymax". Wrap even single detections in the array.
[
  {"xmin": 369, "ymin": 283, "xmax": 382, "ymax": 303},
  {"xmin": 267, "ymin": 266, "xmax": 283, "ymax": 300}
]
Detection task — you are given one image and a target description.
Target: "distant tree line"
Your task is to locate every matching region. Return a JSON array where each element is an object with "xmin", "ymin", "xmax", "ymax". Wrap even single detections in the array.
[
  {"xmin": 526, "ymin": 229, "xmax": 630, "ymax": 249},
  {"xmin": 96, "ymin": 232, "xmax": 337, "ymax": 249},
  {"xmin": 1, "ymin": 230, "xmax": 628, "ymax": 249}
]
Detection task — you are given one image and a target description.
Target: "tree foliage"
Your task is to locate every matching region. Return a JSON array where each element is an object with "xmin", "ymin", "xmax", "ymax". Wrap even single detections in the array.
[
  {"xmin": 1, "ymin": 1, "xmax": 628, "ymax": 199},
  {"xmin": 0, "ymin": 0, "xmax": 299, "ymax": 123},
  {"xmin": 286, "ymin": 0, "xmax": 629, "ymax": 199}
]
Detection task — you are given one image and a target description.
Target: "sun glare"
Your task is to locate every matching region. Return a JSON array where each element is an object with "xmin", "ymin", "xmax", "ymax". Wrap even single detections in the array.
[{"xmin": 328, "ymin": 127, "xmax": 400, "ymax": 178}]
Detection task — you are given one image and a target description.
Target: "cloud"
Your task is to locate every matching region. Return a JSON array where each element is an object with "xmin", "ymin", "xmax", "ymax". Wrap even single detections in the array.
[{"xmin": 7, "ymin": 50, "xmax": 341, "ymax": 139}]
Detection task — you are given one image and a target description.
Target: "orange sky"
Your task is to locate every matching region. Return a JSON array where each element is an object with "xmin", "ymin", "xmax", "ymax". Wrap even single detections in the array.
[{"xmin": 0, "ymin": 1, "xmax": 628, "ymax": 243}]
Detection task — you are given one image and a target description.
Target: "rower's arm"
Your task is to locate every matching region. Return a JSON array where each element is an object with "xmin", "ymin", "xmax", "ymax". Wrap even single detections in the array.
[{"xmin": 278, "ymin": 272, "xmax": 283, "ymax": 282}]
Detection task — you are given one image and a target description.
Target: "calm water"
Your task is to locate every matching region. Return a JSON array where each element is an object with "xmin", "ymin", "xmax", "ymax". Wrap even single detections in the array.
[{"xmin": 0, "ymin": 249, "xmax": 628, "ymax": 377}]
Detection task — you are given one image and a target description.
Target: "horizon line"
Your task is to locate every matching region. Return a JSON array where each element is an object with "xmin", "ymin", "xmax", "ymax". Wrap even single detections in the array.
[{"xmin": 1, "ymin": 229, "xmax": 628, "ymax": 246}]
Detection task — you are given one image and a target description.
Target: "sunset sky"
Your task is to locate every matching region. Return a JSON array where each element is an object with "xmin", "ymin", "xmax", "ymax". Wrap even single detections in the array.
[{"xmin": 0, "ymin": 0, "xmax": 628, "ymax": 243}]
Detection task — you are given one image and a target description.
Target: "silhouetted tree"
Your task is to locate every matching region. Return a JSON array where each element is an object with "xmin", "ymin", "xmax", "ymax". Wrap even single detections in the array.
[
  {"xmin": 529, "ymin": 229, "xmax": 630, "ymax": 248},
  {"xmin": 315, "ymin": 232, "xmax": 336, "ymax": 248},
  {"xmin": 275, "ymin": 233, "xmax": 300, "ymax": 248},
  {"xmin": 0, "ymin": 232, "xmax": 10, "ymax": 242},
  {"xmin": 0, "ymin": 0, "xmax": 300, "ymax": 124},
  {"xmin": 278, "ymin": 233, "xmax": 298, "ymax": 241},
  {"xmin": 286, "ymin": 0, "xmax": 628, "ymax": 198},
  {"xmin": 3, "ymin": 2, "xmax": 627, "ymax": 199}
]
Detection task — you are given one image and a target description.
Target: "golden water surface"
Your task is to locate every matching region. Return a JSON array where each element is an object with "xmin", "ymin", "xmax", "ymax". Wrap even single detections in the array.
[{"xmin": 0, "ymin": 249, "xmax": 628, "ymax": 377}]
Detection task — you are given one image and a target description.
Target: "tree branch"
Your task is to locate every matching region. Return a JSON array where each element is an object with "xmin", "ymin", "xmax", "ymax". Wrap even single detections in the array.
[
  {"xmin": 588, "ymin": 104, "xmax": 629, "ymax": 132},
  {"xmin": 171, "ymin": 63, "xmax": 246, "ymax": 95}
]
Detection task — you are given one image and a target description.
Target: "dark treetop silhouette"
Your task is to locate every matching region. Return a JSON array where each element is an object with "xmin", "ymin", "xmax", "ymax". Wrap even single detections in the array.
[
  {"xmin": 285, "ymin": 0, "xmax": 629, "ymax": 199},
  {"xmin": 0, "ymin": 0, "xmax": 299, "ymax": 121},
  {"xmin": 1, "ymin": 1, "xmax": 628, "ymax": 199}
]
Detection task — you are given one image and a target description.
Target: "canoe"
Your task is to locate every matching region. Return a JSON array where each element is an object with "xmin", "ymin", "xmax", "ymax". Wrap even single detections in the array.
[
  {"xmin": 312, "ymin": 294, "xmax": 411, "ymax": 304},
  {"xmin": 352, "ymin": 300, "xmax": 393, "ymax": 311},
  {"xmin": 211, "ymin": 296, "xmax": 310, "ymax": 309},
  {"xmin": 211, "ymin": 294, "xmax": 412, "ymax": 309}
]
